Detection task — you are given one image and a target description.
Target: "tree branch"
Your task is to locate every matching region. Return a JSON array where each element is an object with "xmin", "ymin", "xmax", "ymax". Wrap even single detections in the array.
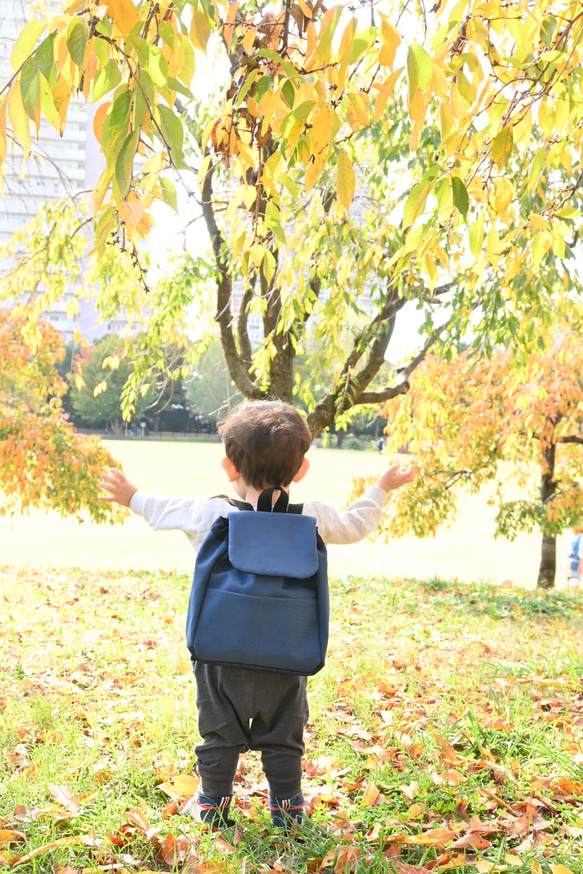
[{"xmin": 200, "ymin": 165, "xmax": 262, "ymax": 399}]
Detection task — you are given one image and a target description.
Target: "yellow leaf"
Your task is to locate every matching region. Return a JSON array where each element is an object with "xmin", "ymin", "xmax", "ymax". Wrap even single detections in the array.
[
  {"xmin": 305, "ymin": 159, "xmax": 322, "ymax": 193},
  {"xmin": 106, "ymin": 0, "xmax": 139, "ymax": 38},
  {"xmin": 93, "ymin": 380, "xmax": 108, "ymax": 397},
  {"xmin": 72, "ymin": 329, "xmax": 81, "ymax": 344},
  {"xmin": 0, "ymin": 96, "xmax": 6, "ymax": 166},
  {"xmin": 141, "ymin": 151, "xmax": 166, "ymax": 175},
  {"xmin": 11, "ymin": 20, "xmax": 46, "ymax": 72},
  {"xmin": 347, "ymin": 92, "xmax": 369, "ymax": 128},
  {"xmin": 8, "ymin": 82, "xmax": 31, "ymax": 156},
  {"xmin": 250, "ymin": 243, "xmax": 264, "ymax": 268},
  {"xmin": 309, "ymin": 107, "xmax": 337, "ymax": 156},
  {"xmin": 336, "ymin": 151, "xmax": 355, "ymax": 210},
  {"xmin": 74, "ymin": 373, "xmax": 85, "ymax": 391},
  {"xmin": 243, "ymin": 26, "xmax": 256, "ymax": 53},
  {"xmin": 93, "ymin": 168, "xmax": 113, "ymax": 214},
  {"xmin": 224, "ymin": 1, "xmax": 239, "ymax": 53},
  {"xmin": 492, "ymin": 126, "xmax": 513, "ymax": 169},
  {"xmin": 118, "ymin": 198, "xmax": 145, "ymax": 226},
  {"xmin": 361, "ymin": 781, "xmax": 379, "ymax": 807},
  {"xmin": 550, "ymin": 866, "xmax": 575, "ymax": 874},
  {"xmin": 190, "ymin": 8, "xmax": 211, "ymax": 53},
  {"xmin": 494, "ymin": 177, "xmax": 514, "ymax": 215},
  {"xmin": 531, "ymin": 863, "xmax": 543, "ymax": 874},
  {"xmin": 379, "ymin": 14, "xmax": 400, "ymax": 68}
]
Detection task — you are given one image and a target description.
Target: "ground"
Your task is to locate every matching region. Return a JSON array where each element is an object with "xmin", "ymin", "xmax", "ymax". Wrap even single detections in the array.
[
  {"xmin": 0, "ymin": 443, "xmax": 581, "ymax": 872},
  {"xmin": 0, "ymin": 569, "xmax": 581, "ymax": 873}
]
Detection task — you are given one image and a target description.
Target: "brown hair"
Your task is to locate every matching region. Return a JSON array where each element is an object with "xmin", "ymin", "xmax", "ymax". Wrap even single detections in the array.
[{"xmin": 219, "ymin": 400, "xmax": 312, "ymax": 489}]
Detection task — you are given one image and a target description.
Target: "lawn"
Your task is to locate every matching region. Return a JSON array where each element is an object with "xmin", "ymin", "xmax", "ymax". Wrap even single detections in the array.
[
  {"xmin": 0, "ymin": 567, "xmax": 581, "ymax": 873},
  {"xmin": 0, "ymin": 440, "xmax": 570, "ymax": 589}
]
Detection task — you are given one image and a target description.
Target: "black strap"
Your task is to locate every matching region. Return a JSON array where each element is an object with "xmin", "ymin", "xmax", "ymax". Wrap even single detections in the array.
[
  {"xmin": 222, "ymin": 491, "xmax": 304, "ymax": 514},
  {"xmin": 257, "ymin": 487, "xmax": 288, "ymax": 513}
]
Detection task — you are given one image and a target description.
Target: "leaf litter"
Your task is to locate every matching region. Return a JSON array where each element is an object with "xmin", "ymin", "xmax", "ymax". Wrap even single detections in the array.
[{"xmin": 0, "ymin": 567, "xmax": 582, "ymax": 872}]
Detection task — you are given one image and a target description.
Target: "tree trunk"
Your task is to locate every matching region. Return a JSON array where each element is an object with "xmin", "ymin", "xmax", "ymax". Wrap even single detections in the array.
[
  {"xmin": 537, "ymin": 532, "xmax": 556, "ymax": 590},
  {"xmin": 537, "ymin": 439, "xmax": 557, "ymax": 589}
]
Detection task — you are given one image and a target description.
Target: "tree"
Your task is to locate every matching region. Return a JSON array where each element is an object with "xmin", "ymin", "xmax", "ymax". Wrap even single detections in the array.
[
  {"xmin": 70, "ymin": 334, "xmax": 150, "ymax": 434},
  {"xmin": 351, "ymin": 330, "xmax": 583, "ymax": 589},
  {"xmin": 185, "ymin": 339, "xmax": 243, "ymax": 429},
  {"xmin": 2, "ymin": 1, "xmax": 583, "ymax": 435},
  {"xmin": 0, "ymin": 309, "xmax": 124, "ymax": 522}
]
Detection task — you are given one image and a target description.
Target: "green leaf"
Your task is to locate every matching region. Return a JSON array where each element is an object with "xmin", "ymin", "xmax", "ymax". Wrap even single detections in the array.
[
  {"xmin": 407, "ymin": 44, "xmax": 433, "ymax": 94},
  {"xmin": 469, "ymin": 211, "xmax": 484, "ymax": 256},
  {"xmin": 159, "ymin": 21, "xmax": 174, "ymax": 48},
  {"xmin": 235, "ymin": 69, "xmax": 260, "ymax": 108},
  {"xmin": 66, "ymin": 18, "xmax": 88, "ymax": 68},
  {"xmin": 11, "ymin": 20, "xmax": 46, "ymax": 72},
  {"xmin": 19, "ymin": 58, "xmax": 39, "ymax": 121},
  {"xmin": 113, "ymin": 129, "xmax": 139, "ymax": 201},
  {"xmin": 134, "ymin": 70, "xmax": 154, "ymax": 128},
  {"xmin": 93, "ymin": 37, "xmax": 110, "ymax": 65},
  {"xmin": 403, "ymin": 181, "xmax": 430, "ymax": 229},
  {"xmin": 316, "ymin": 6, "xmax": 343, "ymax": 62},
  {"xmin": 33, "ymin": 34, "xmax": 56, "ymax": 84},
  {"xmin": 155, "ymin": 104, "xmax": 184, "ymax": 155},
  {"xmin": 350, "ymin": 27, "xmax": 376, "ymax": 64},
  {"xmin": 167, "ymin": 77, "xmax": 194, "ymax": 100},
  {"xmin": 280, "ymin": 100, "xmax": 315, "ymax": 137},
  {"xmin": 178, "ymin": 34, "xmax": 195, "ymax": 86},
  {"xmin": 492, "ymin": 126, "xmax": 513, "ymax": 169},
  {"xmin": 91, "ymin": 60, "xmax": 122, "ymax": 101},
  {"xmin": 93, "ymin": 206, "xmax": 116, "ymax": 249},
  {"xmin": 159, "ymin": 176, "xmax": 178, "ymax": 211},
  {"xmin": 282, "ymin": 79, "xmax": 295, "ymax": 111},
  {"xmin": 253, "ymin": 76, "xmax": 272, "ymax": 103},
  {"xmin": 451, "ymin": 176, "xmax": 469, "ymax": 218}
]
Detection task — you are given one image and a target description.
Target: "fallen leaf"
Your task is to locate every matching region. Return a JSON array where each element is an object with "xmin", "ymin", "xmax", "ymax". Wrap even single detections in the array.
[{"xmin": 361, "ymin": 781, "xmax": 379, "ymax": 807}]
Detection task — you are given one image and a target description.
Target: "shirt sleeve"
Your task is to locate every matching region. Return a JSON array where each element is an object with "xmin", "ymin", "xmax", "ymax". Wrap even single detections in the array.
[
  {"xmin": 129, "ymin": 492, "xmax": 230, "ymax": 551},
  {"xmin": 302, "ymin": 485, "xmax": 388, "ymax": 545}
]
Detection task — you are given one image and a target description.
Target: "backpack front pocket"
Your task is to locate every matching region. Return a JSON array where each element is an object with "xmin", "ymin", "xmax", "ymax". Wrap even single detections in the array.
[{"xmin": 194, "ymin": 587, "xmax": 323, "ymax": 674}]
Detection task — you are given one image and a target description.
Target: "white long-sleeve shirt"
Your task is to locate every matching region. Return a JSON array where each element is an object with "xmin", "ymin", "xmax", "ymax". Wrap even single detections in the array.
[{"xmin": 130, "ymin": 486, "xmax": 388, "ymax": 552}]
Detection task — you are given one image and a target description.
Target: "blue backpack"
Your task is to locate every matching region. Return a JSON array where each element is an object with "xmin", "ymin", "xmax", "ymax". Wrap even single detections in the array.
[{"xmin": 185, "ymin": 487, "xmax": 329, "ymax": 676}]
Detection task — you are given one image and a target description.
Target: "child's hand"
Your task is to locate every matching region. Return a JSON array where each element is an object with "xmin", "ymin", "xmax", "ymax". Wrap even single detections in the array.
[
  {"xmin": 99, "ymin": 468, "xmax": 138, "ymax": 508},
  {"xmin": 376, "ymin": 463, "xmax": 415, "ymax": 493}
]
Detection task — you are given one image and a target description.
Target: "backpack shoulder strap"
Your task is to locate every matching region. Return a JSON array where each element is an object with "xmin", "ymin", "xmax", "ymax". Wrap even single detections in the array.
[
  {"xmin": 287, "ymin": 502, "xmax": 304, "ymax": 515},
  {"xmin": 209, "ymin": 494, "xmax": 254, "ymax": 512}
]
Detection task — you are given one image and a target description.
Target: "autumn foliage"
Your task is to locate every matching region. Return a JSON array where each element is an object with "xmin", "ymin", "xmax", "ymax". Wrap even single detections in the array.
[
  {"xmin": 0, "ymin": 309, "xmax": 124, "ymax": 522},
  {"xmin": 350, "ymin": 332, "xmax": 583, "ymax": 587}
]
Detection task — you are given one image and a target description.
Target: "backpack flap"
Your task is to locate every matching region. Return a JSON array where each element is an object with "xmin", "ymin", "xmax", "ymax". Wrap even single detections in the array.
[{"xmin": 228, "ymin": 512, "xmax": 318, "ymax": 578}]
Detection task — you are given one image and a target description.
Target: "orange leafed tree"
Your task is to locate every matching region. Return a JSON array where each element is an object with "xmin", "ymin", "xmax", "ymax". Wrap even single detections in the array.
[
  {"xmin": 351, "ymin": 330, "xmax": 583, "ymax": 588},
  {"xmin": 0, "ymin": 309, "xmax": 124, "ymax": 522}
]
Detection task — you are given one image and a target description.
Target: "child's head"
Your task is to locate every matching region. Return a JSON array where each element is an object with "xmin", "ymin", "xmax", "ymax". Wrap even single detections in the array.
[{"xmin": 219, "ymin": 400, "xmax": 311, "ymax": 490}]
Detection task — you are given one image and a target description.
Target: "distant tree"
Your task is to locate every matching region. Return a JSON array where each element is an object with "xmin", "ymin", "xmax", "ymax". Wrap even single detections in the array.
[
  {"xmin": 70, "ymin": 335, "xmax": 149, "ymax": 435},
  {"xmin": 186, "ymin": 340, "xmax": 243, "ymax": 430},
  {"xmin": 351, "ymin": 330, "xmax": 583, "ymax": 588},
  {"xmin": 0, "ymin": 310, "xmax": 123, "ymax": 522}
]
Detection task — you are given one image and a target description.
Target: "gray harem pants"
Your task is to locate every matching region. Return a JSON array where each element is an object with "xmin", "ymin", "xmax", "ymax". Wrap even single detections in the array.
[{"xmin": 193, "ymin": 662, "xmax": 309, "ymax": 798}]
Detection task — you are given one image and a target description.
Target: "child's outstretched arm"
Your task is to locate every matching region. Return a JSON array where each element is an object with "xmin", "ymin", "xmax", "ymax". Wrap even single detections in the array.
[
  {"xmin": 375, "ymin": 462, "xmax": 415, "ymax": 494},
  {"xmin": 99, "ymin": 468, "xmax": 138, "ymax": 507}
]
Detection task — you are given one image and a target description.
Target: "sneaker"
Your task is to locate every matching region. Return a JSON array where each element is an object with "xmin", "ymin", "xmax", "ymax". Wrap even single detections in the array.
[
  {"xmin": 269, "ymin": 793, "xmax": 304, "ymax": 830},
  {"xmin": 193, "ymin": 793, "xmax": 234, "ymax": 829}
]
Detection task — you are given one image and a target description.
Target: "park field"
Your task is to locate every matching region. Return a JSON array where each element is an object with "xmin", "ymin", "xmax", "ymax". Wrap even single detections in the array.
[{"xmin": 0, "ymin": 440, "xmax": 573, "ymax": 590}]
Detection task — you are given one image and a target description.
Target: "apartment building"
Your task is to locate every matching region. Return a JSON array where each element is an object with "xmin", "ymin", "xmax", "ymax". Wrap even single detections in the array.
[{"xmin": 0, "ymin": 0, "xmax": 129, "ymax": 341}]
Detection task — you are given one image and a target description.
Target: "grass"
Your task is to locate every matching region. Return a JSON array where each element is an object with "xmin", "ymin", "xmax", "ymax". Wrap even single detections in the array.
[
  {"xmin": 0, "ymin": 567, "xmax": 582, "ymax": 873},
  {"xmin": 0, "ymin": 441, "xmax": 573, "ymax": 589}
]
